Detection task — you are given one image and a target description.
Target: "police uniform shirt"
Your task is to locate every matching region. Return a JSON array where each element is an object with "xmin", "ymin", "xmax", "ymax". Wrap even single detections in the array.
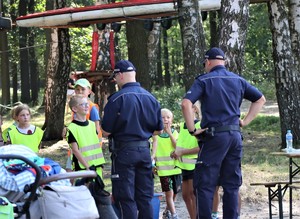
[
  {"xmin": 102, "ymin": 82, "xmax": 164, "ymax": 142},
  {"xmin": 184, "ymin": 65, "xmax": 263, "ymax": 128}
]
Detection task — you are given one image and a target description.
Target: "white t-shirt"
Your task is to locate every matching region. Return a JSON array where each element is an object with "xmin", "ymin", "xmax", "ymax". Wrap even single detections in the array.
[{"xmin": 16, "ymin": 124, "xmax": 36, "ymax": 134}]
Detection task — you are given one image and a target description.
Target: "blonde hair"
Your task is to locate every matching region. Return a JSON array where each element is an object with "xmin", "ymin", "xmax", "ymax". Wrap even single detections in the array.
[
  {"xmin": 11, "ymin": 102, "xmax": 23, "ymax": 120},
  {"xmin": 69, "ymin": 94, "xmax": 86, "ymax": 110},
  {"xmin": 161, "ymin": 108, "xmax": 173, "ymax": 118},
  {"xmin": 14, "ymin": 104, "xmax": 31, "ymax": 118},
  {"xmin": 193, "ymin": 101, "xmax": 201, "ymax": 120}
]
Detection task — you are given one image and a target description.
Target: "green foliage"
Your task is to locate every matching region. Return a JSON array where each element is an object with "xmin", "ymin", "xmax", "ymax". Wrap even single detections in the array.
[
  {"xmin": 243, "ymin": 115, "xmax": 280, "ymax": 133},
  {"xmin": 244, "ymin": 4, "xmax": 274, "ymax": 85},
  {"xmin": 152, "ymin": 84, "xmax": 185, "ymax": 124},
  {"xmin": 69, "ymin": 27, "xmax": 93, "ymax": 71},
  {"xmin": 254, "ymin": 80, "xmax": 276, "ymax": 101}
]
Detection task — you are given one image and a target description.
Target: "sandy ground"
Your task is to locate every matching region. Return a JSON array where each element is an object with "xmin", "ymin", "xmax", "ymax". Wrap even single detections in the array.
[{"xmin": 158, "ymin": 189, "xmax": 300, "ymax": 219}]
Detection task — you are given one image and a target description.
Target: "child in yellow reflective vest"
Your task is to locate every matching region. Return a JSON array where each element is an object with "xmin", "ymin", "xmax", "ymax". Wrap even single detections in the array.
[
  {"xmin": 6, "ymin": 104, "xmax": 43, "ymax": 153},
  {"xmin": 171, "ymin": 102, "xmax": 200, "ymax": 219},
  {"xmin": 65, "ymin": 78, "xmax": 103, "ymax": 172},
  {"xmin": 2, "ymin": 104, "xmax": 20, "ymax": 145},
  {"xmin": 66, "ymin": 94, "xmax": 105, "ymax": 178},
  {"xmin": 152, "ymin": 108, "xmax": 181, "ymax": 219}
]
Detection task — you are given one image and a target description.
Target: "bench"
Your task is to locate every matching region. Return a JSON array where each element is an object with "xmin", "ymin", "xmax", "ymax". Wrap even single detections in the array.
[
  {"xmin": 289, "ymin": 184, "xmax": 300, "ymax": 190},
  {"xmin": 250, "ymin": 180, "xmax": 300, "ymax": 219}
]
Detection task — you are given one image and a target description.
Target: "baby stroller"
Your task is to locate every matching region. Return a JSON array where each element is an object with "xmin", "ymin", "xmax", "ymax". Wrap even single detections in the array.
[{"xmin": 0, "ymin": 145, "xmax": 117, "ymax": 219}]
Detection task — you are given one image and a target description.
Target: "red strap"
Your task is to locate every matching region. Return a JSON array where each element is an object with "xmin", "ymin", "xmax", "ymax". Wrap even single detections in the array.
[
  {"xmin": 110, "ymin": 31, "xmax": 115, "ymax": 70},
  {"xmin": 90, "ymin": 31, "xmax": 99, "ymax": 71}
]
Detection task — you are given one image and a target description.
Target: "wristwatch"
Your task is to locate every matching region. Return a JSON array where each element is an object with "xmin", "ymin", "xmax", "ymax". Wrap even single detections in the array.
[{"xmin": 189, "ymin": 128, "xmax": 197, "ymax": 135}]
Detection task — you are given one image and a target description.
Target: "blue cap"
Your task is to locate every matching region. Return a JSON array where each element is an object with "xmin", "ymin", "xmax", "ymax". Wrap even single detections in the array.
[
  {"xmin": 113, "ymin": 60, "xmax": 136, "ymax": 74},
  {"xmin": 204, "ymin": 47, "xmax": 225, "ymax": 61}
]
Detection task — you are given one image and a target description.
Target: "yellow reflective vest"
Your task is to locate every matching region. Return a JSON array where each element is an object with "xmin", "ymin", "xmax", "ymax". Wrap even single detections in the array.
[
  {"xmin": 72, "ymin": 100, "xmax": 103, "ymax": 146},
  {"xmin": 8, "ymin": 126, "xmax": 43, "ymax": 153},
  {"xmin": 2, "ymin": 124, "xmax": 16, "ymax": 143},
  {"xmin": 175, "ymin": 121, "xmax": 201, "ymax": 170},
  {"xmin": 155, "ymin": 129, "xmax": 181, "ymax": 176},
  {"xmin": 67, "ymin": 121, "xmax": 105, "ymax": 176}
]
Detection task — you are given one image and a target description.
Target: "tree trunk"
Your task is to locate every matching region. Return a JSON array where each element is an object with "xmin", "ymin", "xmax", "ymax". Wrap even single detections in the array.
[
  {"xmin": 96, "ymin": 26, "xmax": 111, "ymax": 115},
  {"xmin": 126, "ymin": 20, "xmax": 150, "ymax": 90},
  {"xmin": 19, "ymin": 0, "xmax": 31, "ymax": 103},
  {"xmin": 162, "ymin": 28, "xmax": 170, "ymax": 87},
  {"xmin": 209, "ymin": 10, "xmax": 220, "ymax": 47},
  {"xmin": 268, "ymin": 0, "xmax": 300, "ymax": 147},
  {"xmin": 148, "ymin": 22, "xmax": 161, "ymax": 89},
  {"xmin": 219, "ymin": 0, "xmax": 249, "ymax": 74},
  {"xmin": 157, "ymin": 34, "xmax": 163, "ymax": 89},
  {"xmin": 10, "ymin": 0, "xmax": 18, "ymax": 104},
  {"xmin": 288, "ymin": 0, "xmax": 300, "ymax": 72},
  {"xmin": 28, "ymin": 0, "xmax": 39, "ymax": 105},
  {"xmin": 42, "ymin": 0, "xmax": 71, "ymax": 141},
  {"xmin": 0, "ymin": 30, "xmax": 10, "ymax": 106},
  {"xmin": 178, "ymin": 0, "xmax": 206, "ymax": 91}
]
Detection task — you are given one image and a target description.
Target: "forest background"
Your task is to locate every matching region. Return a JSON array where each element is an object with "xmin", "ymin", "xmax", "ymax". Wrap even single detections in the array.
[
  {"xmin": 1, "ymin": 1, "xmax": 300, "ymax": 217},
  {"xmin": 0, "ymin": 0, "xmax": 299, "ymax": 148}
]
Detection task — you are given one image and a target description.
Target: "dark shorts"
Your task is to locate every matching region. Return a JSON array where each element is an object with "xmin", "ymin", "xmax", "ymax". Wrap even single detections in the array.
[
  {"xmin": 182, "ymin": 169, "xmax": 194, "ymax": 181},
  {"xmin": 159, "ymin": 174, "xmax": 182, "ymax": 194}
]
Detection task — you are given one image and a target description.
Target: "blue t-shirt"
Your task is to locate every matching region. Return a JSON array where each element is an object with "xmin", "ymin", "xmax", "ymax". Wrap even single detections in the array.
[
  {"xmin": 102, "ymin": 82, "xmax": 164, "ymax": 142},
  {"xmin": 89, "ymin": 105, "xmax": 100, "ymax": 121},
  {"xmin": 184, "ymin": 65, "xmax": 263, "ymax": 128}
]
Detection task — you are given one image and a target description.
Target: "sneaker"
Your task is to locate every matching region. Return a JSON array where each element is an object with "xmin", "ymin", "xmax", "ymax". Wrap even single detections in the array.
[
  {"xmin": 162, "ymin": 210, "xmax": 172, "ymax": 219},
  {"xmin": 172, "ymin": 213, "xmax": 179, "ymax": 219},
  {"xmin": 211, "ymin": 212, "xmax": 219, "ymax": 219}
]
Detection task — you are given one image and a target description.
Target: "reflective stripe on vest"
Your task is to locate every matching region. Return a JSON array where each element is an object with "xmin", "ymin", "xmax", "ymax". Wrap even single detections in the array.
[
  {"xmin": 8, "ymin": 126, "xmax": 43, "ymax": 153},
  {"xmin": 156, "ymin": 156, "xmax": 173, "ymax": 162},
  {"xmin": 155, "ymin": 129, "xmax": 181, "ymax": 176},
  {"xmin": 67, "ymin": 121, "xmax": 105, "ymax": 169},
  {"xmin": 175, "ymin": 121, "xmax": 201, "ymax": 170},
  {"xmin": 156, "ymin": 165, "xmax": 177, "ymax": 171}
]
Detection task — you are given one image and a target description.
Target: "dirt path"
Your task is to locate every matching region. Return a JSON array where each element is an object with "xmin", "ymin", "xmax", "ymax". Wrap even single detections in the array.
[
  {"xmin": 241, "ymin": 100, "xmax": 279, "ymax": 116},
  {"xmin": 160, "ymin": 191, "xmax": 300, "ymax": 219}
]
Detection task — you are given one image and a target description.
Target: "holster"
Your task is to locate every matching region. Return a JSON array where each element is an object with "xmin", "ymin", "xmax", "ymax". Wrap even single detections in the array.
[{"xmin": 195, "ymin": 125, "xmax": 240, "ymax": 142}]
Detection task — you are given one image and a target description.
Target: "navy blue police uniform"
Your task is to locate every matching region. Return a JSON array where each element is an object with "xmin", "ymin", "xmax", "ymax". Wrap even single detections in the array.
[
  {"xmin": 102, "ymin": 74, "xmax": 163, "ymax": 219},
  {"xmin": 184, "ymin": 56, "xmax": 263, "ymax": 218}
]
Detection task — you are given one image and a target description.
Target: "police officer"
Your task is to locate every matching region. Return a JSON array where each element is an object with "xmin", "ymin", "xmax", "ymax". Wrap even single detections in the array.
[
  {"xmin": 101, "ymin": 60, "xmax": 164, "ymax": 219},
  {"xmin": 181, "ymin": 47, "xmax": 266, "ymax": 219}
]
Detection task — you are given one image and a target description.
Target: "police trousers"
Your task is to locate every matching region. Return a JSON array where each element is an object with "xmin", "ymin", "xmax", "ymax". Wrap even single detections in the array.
[
  {"xmin": 111, "ymin": 144, "xmax": 154, "ymax": 219},
  {"xmin": 194, "ymin": 131, "xmax": 242, "ymax": 219}
]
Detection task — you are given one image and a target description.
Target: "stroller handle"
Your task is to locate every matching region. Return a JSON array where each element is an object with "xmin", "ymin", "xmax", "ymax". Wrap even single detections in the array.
[{"xmin": 38, "ymin": 170, "xmax": 97, "ymax": 185}]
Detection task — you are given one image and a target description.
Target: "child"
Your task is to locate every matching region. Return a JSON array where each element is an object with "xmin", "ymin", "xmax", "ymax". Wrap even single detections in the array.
[
  {"xmin": 152, "ymin": 108, "xmax": 181, "ymax": 219},
  {"xmin": 65, "ymin": 78, "xmax": 103, "ymax": 171},
  {"xmin": 73, "ymin": 78, "xmax": 101, "ymax": 137},
  {"xmin": 2, "ymin": 105, "xmax": 19, "ymax": 144},
  {"xmin": 6, "ymin": 104, "xmax": 43, "ymax": 153},
  {"xmin": 171, "ymin": 103, "xmax": 201, "ymax": 219},
  {"xmin": 66, "ymin": 94, "xmax": 105, "ymax": 177},
  {"xmin": 171, "ymin": 102, "xmax": 223, "ymax": 219}
]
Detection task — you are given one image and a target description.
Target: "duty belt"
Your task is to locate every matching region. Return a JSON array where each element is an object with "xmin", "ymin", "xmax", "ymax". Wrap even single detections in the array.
[
  {"xmin": 111, "ymin": 140, "xmax": 150, "ymax": 151},
  {"xmin": 208, "ymin": 125, "xmax": 240, "ymax": 133}
]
